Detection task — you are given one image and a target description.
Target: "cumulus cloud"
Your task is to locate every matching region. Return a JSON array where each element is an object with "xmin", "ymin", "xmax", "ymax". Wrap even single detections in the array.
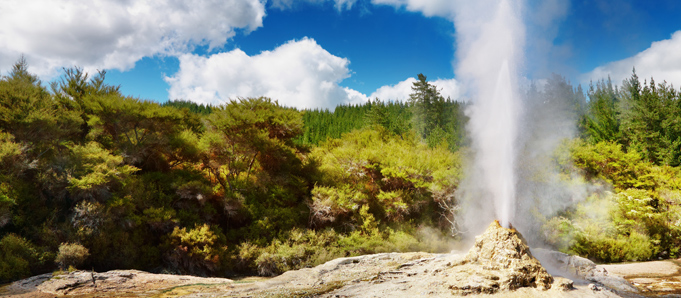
[
  {"xmin": 369, "ymin": 77, "xmax": 462, "ymax": 101},
  {"xmin": 0, "ymin": 0, "xmax": 265, "ymax": 77},
  {"xmin": 582, "ymin": 31, "xmax": 681, "ymax": 87},
  {"xmin": 165, "ymin": 38, "xmax": 368, "ymax": 109}
]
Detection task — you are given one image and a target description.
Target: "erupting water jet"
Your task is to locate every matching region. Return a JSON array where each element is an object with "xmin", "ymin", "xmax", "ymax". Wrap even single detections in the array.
[{"xmin": 456, "ymin": 0, "xmax": 524, "ymax": 232}]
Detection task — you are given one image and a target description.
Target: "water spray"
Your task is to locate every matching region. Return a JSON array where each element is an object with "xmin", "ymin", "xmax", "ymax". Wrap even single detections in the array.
[{"xmin": 455, "ymin": 0, "xmax": 524, "ymax": 231}]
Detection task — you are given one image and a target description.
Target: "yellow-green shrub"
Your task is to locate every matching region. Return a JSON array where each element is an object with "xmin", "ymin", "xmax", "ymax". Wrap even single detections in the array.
[
  {"xmin": 55, "ymin": 242, "xmax": 89, "ymax": 270},
  {"xmin": 165, "ymin": 224, "xmax": 226, "ymax": 275},
  {"xmin": 544, "ymin": 140, "xmax": 681, "ymax": 261}
]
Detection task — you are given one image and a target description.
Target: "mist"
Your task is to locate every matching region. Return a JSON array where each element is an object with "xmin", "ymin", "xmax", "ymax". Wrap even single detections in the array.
[
  {"xmin": 452, "ymin": 0, "xmax": 525, "ymax": 232},
  {"xmin": 452, "ymin": 0, "xmax": 589, "ymax": 243}
]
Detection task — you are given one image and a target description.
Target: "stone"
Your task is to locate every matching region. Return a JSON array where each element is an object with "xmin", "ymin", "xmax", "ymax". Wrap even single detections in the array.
[
  {"xmin": 554, "ymin": 277, "xmax": 575, "ymax": 291},
  {"xmin": 533, "ymin": 247, "xmax": 596, "ymax": 279},
  {"xmin": 446, "ymin": 220, "xmax": 554, "ymax": 294}
]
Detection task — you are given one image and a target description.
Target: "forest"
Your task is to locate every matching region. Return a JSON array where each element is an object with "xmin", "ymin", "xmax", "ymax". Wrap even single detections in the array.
[{"xmin": 1, "ymin": 58, "xmax": 680, "ymax": 282}]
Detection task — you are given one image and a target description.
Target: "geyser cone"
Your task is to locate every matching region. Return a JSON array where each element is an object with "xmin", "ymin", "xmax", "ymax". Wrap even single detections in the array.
[{"xmin": 451, "ymin": 220, "xmax": 553, "ymax": 293}]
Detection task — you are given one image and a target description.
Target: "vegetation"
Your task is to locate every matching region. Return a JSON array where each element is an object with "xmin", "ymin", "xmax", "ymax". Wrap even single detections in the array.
[
  {"xmin": 2, "ymin": 56, "xmax": 681, "ymax": 283},
  {"xmin": 0, "ymin": 61, "xmax": 467, "ymax": 282},
  {"xmin": 542, "ymin": 70, "xmax": 681, "ymax": 262},
  {"xmin": 55, "ymin": 243, "xmax": 90, "ymax": 270},
  {"xmin": 297, "ymin": 74, "xmax": 466, "ymax": 151}
]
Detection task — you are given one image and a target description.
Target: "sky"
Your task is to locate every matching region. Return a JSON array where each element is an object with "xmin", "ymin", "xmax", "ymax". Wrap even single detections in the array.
[{"xmin": 1, "ymin": 0, "xmax": 681, "ymax": 109}]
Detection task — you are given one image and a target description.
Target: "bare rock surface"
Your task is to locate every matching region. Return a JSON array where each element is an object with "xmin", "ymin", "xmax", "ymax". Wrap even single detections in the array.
[
  {"xmin": 532, "ymin": 248, "xmax": 639, "ymax": 295},
  {"xmin": 600, "ymin": 260, "xmax": 681, "ymax": 296},
  {"xmin": 0, "ymin": 269, "xmax": 232, "ymax": 297}
]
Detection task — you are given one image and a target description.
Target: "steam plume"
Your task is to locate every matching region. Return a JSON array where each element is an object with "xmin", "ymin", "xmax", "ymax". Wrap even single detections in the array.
[{"xmin": 454, "ymin": 0, "xmax": 525, "ymax": 230}]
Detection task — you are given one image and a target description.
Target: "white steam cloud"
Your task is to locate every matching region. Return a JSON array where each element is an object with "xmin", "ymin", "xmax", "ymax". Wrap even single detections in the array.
[{"xmin": 452, "ymin": 0, "xmax": 525, "ymax": 231}]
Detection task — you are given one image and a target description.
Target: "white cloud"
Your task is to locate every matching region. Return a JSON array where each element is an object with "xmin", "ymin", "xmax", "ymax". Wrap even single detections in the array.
[
  {"xmin": 582, "ymin": 31, "xmax": 681, "ymax": 87},
  {"xmin": 0, "ymin": 0, "xmax": 265, "ymax": 77},
  {"xmin": 165, "ymin": 38, "xmax": 368, "ymax": 110},
  {"xmin": 370, "ymin": 78, "xmax": 417, "ymax": 101},
  {"xmin": 270, "ymin": 0, "xmax": 358, "ymax": 11},
  {"xmin": 166, "ymin": 36, "xmax": 465, "ymax": 109},
  {"xmin": 369, "ymin": 77, "xmax": 462, "ymax": 101},
  {"xmin": 370, "ymin": 0, "xmax": 456, "ymax": 19}
]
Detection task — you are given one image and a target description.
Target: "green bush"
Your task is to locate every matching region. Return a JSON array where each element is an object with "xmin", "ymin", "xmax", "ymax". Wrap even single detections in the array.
[
  {"xmin": 543, "ymin": 140, "xmax": 681, "ymax": 262},
  {"xmin": 165, "ymin": 224, "xmax": 226, "ymax": 276},
  {"xmin": 571, "ymin": 231, "xmax": 654, "ymax": 263},
  {"xmin": 0, "ymin": 234, "xmax": 45, "ymax": 282},
  {"xmin": 235, "ymin": 226, "xmax": 453, "ymax": 277},
  {"xmin": 566, "ymin": 140, "xmax": 654, "ymax": 190},
  {"xmin": 309, "ymin": 128, "xmax": 460, "ymax": 230},
  {"xmin": 55, "ymin": 243, "xmax": 90, "ymax": 270}
]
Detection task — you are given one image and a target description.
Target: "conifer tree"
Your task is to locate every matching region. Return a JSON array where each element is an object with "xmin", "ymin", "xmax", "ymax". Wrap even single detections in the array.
[
  {"xmin": 408, "ymin": 73, "xmax": 444, "ymax": 140},
  {"xmin": 620, "ymin": 70, "xmax": 668, "ymax": 164},
  {"xmin": 584, "ymin": 77, "xmax": 621, "ymax": 144}
]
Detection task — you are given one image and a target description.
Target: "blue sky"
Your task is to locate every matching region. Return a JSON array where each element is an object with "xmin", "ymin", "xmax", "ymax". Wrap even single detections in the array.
[{"xmin": 1, "ymin": 0, "xmax": 681, "ymax": 108}]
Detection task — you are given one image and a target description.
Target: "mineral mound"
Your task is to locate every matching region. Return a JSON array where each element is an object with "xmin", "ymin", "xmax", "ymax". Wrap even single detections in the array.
[{"xmin": 446, "ymin": 220, "xmax": 554, "ymax": 295}]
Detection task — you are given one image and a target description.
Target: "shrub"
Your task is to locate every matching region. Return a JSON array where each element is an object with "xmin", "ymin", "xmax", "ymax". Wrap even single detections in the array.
[
  {"xmin": 0, "ymin": 234, "xmax": 42, "ymax": 282},
  {"xmin": 309, "ymin": 128, "xmax": 461, "ymax": 230},
  {"xmin": 235, "ymin": 226, "xmax": 454, "ymax": 277},
  {"xmin": 55, "ymin": 243, "xmax": 89, "ymax": 270},
  {"xmin": 566, "ymin": 140, "xmax": 654, "ymax": 190},
  {"xmin": 165, "ymin": 224, "xmax": 226, "ymax": 276},
  {"xmin": 571, "ymin": 231, "xmax": 654, "ymax": 263}
]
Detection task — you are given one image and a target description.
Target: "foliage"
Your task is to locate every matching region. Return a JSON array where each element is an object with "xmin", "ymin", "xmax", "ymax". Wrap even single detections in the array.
[
  {"xmin": 545, "ymin": 139, "xmax": 681, "ymax": 262},
  {"xmin": 66, "ymin": 142, "xmax": 139, "ymax": 198},
  {"xmin": 408, "ymin": 74, "xmax": 467, "ymax": 150},
  {"xmin": 566, "ymin": 140, "xmax": 654, "ymax": 191},
  {"xmin": 364, "ymin": 99, "xmax": 412, "ymax": 136},
  {"xmin": 297, "ymin": 103, "xmax": 371, "ymax": 146},
  {"xmin": 297, "ymin": 90, "xmax": 466, "ymax": 151},
  {"xmin": 55, "ymin": 242, "xmax": 89, "ymax": 270},
  {"xmin": 236, "ymin": 226, "xmax": 453, "ymax": 277},
  {"xmin": 162, "ymin": 99, "xmax": 213, "ymax": 115},
  {"xmin": 166, "ymin": 224, "xmax": 226, "ymax": 276},
  {"xmin": 0, "ymin": 234, "xmax": 49, "ymax": 282},
  {"xmin": 583, "ymin": 77, "xmax": 621, "ymax": 144},
  {"xmin": 309, "ymin": 127, "xmax": 461, "ymax": 231},
  {"xmin": 580, "ymin": 69, "xmax": 681, "ymax": 167}
]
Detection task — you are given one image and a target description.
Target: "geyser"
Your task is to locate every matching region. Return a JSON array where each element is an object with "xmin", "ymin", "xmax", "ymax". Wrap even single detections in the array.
[
  {"xmin": 488, "ymin": 60, "xmax": 517, "ymax": 228},
  {"xmin": 455, "ymin": 0, "xmax": 524, "ymax": 230}
]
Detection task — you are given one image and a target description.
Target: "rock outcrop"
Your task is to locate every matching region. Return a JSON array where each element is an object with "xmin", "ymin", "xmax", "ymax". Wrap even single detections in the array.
[
  {"xmin": 2, "ymin": 270, "xmax": 232, "ymax": 297},
  {"xmin": 445, "ymin": 220, "xmax": 554, "ymax": 295},
  {"xmin": 533, "ymin": 248, "xmax": 639, "ymax": 294}
]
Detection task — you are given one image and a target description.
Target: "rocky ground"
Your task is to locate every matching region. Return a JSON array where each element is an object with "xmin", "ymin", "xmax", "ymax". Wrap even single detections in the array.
[{"xmin": 2, "ymin": 221, "xmax": 680, "ymax": 298}]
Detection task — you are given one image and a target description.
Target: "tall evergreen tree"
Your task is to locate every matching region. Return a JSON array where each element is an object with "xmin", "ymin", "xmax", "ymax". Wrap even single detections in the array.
[
  {"xmin": 584, "ymin": 77, "xmax": 621, "ymax": 144},
  {"xmin": 620, "ymin": 70, "xmax": 669, "ymax": 164},
  {"xmin": 408, "ymin": 73, "xmax": 444, "ymax": 140}
]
